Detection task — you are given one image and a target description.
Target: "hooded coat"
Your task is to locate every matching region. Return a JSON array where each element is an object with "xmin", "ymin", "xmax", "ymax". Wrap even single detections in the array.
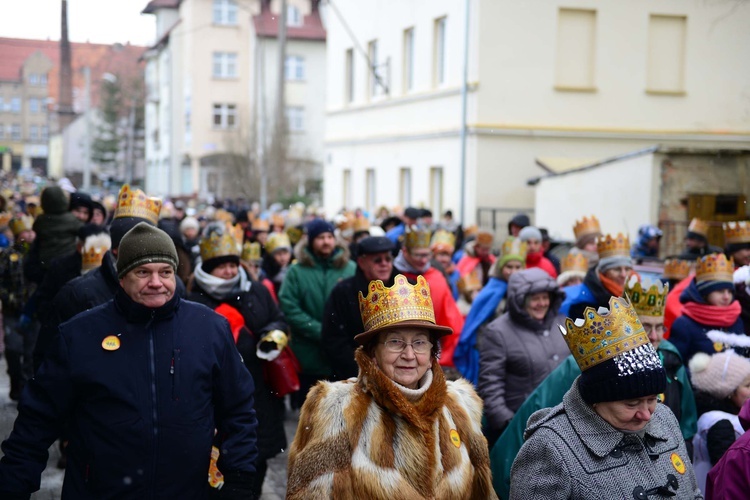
[
  {"xmin": 286, "ymin": 349, "xmax": 498, "ymax": 499},
  {"xmin": 559, "ymin": 266, "xmax": 612, "ymax": 319},
  {"xmin": 30, "ymin": 186, "xmax": 82, "ymax": 273},
  {"xmin": 278, "ymin": 238, "xmax": 356, "ymax": 377},
  {"xmin": 478, "ymin": 268, "xmax": 569, "ymax": 433},
  {"xmin": 706, "ymin": 399, "xmax": 750, "ymax": 499}
]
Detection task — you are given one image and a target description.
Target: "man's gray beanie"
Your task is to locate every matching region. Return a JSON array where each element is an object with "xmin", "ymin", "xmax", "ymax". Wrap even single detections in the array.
[{"xmin": 116, "ymin": 222, "xmax": 179, "ymax": 278}]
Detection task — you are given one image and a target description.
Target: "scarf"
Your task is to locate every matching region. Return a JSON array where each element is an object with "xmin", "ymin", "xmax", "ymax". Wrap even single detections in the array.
[
  {"xmin": 682, "ymin": 300, "xmax": 741, "ymax": 328},
  {"xmin": 599, "ymin": 273, "xmax": 624, "ymax": 298},
  {"xmin": 193, "ymin": 258, "xmax": 251, "ymax": 301},
  {"xmin": 394, "ymin": 251, "xmax": 430, "ymax": 274}
]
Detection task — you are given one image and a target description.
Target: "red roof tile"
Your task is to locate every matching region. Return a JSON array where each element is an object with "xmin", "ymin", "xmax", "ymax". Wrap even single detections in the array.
[{"xmin": 253, "ymin": 8, "xmax": 326, "ymax": 41}]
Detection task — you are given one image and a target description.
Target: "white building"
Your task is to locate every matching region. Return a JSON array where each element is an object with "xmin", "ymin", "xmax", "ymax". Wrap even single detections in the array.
[
  {"xmin": 322, "ymin": 0, "xmax": 750, "ymax": 228},
  {"xmin": 142, "ymin": 0, "xmax": 326, "ymax": 201}
]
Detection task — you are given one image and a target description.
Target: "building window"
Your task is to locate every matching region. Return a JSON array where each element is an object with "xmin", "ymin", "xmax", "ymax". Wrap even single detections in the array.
[
  {"xmin": 0, "ymin": 126, "xmax": 4, "ymax": 139},
  {"xmin": 399, "ymin": 167, "xmax": 412, "ymax": 206},
  {"xmin": 28, "ymin": 73, "xmax": 39, "ymax": 85},
  {"xmin": 345, "ymin": 48, "xmax": 354, "ymax": 103},
  {"xmin": 29, "ymin": 98, "xmax": 39, "ymax": 113},
  {"xmin": 10, "ymin": 97, "xmax": 21, "ymax": 113},
  {"xmin": 29, "ymin": 125, "xmax": 38, "ymax": 141},
  {"xmin": 647, "ymin": 15, "xmax": 687, "ymax": 94},
  {"xmin": 41, "ymin": 125, "xmax": 48, "ymax": 140},
  {"xmin": 433, "ymin": 17, "xmax": 446, "ymax": 87},
  {"xmin": 285, "ymin": 106, "xmax": 304, "ymax": 131},
  {"xmin": 368, "ymin": 40, "xmax": 379, "ymax": 98},
  {"xmin": 285, "ymin": 55, "xmax": 305, "ymax": 81},
  {"xmin": 40, "ymin": 73, "xmax": 47, "ymax": 85},
  {"xmin": 212, "ymin": 103, "xmax": 237, "ymax": 128},
  {"xmin": 366, "ymin": 168, "xmax": 376, "ymax": 214},
  {"xmin": 555, "ymin": 8, "xmax": 597, "ymax": 91},
  {"xmin": 212, "ymin": 52, "xmax": 238, "ymax": 79},
  {"xmin": 287, "ymin": 5, "xmax": 302, "ymax": 27},
  {"xmin": 213, "ymin": 0, "xmax": 238, "ymax": 25},
  {"xmin": 403, "ymin": 27, "xmax": 415, "ymax": 93},
  {"xmin": 430, "ymin": 167, "xmax": 443, "ymax": 216},
  {"xmin": 11, "ymin": 124, "xmax": 21, "ymax": 141},
  {"xmin": 343, "ymin": 169, "xmax": 352, "ymax": 209}
]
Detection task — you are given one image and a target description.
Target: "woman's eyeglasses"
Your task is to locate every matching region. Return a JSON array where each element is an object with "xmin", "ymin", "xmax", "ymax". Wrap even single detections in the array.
[{"xmin": 382, "ymin": 339, "xmax": 432, "ymax": 354}]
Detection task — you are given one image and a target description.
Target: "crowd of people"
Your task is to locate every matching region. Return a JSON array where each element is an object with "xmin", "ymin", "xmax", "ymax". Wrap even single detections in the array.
[{"xmin": 2, "ymin": 175, "xmax": 750, "ymax": 498}]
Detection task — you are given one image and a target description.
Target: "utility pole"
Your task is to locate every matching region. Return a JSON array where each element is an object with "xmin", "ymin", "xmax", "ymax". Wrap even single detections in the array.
[{"xmin": 272, "ymin": 0, "xmax": 288, "ymax": 207}]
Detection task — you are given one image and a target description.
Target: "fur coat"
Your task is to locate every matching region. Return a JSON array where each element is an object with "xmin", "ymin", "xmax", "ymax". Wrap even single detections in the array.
[{"xmin": 286, "ymin": 349, "xmax": 497, "ymax": 499}]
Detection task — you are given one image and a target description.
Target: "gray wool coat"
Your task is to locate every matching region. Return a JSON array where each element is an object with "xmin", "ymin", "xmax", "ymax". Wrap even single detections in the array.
[
  {"xmin": 510, "ymin": 379, "xmax": 702, "ymax": 500},
  {"xmin": 477, "ymin": 268, "xmax": 569, "ymax": 431}
]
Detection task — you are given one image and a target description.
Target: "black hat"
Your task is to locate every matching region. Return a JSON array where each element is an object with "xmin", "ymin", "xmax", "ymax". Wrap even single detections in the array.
[
  {"xmin": 357, "ymin": 236, "xmax": 394, "ymax": 256},
  {"xmin": 404, "ymin": 207, "xmax": 421, "ymax": 220},
  {"xmin": 509, "ymin": 213, "xmax": 530, "ymax": 228},
  {"xmin": 91, "ymin": 200, "xmax": 107, "ymax": 220},
  {"xmin": 69, "ymin": 191, "xmax": 93, "ymax": 213},
  {"xmin": 77, "ymin": 223, "xmax": 109, "ymax": 241},
  {"xmin": 306, "ymin": 218, "xmax": 335, "ymax": 243}
]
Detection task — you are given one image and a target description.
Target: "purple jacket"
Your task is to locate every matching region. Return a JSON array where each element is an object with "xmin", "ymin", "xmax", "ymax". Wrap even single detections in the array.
[{"xmin": 706, "ymin": 399, "xmax": 750, "ymax": 499}]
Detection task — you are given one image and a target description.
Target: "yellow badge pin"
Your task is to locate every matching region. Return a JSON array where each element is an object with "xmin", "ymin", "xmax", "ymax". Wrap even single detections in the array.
[
  {"xmin": 671, "ymin": 453, "xmax": 686, "ymax": 475},
  {"xmin": 450, "ymin": 429, "xmax": 461, "ymax": 448},
  {"xmin": 102, "ymin": 335, "xmax": 121, "ymax": 351}
]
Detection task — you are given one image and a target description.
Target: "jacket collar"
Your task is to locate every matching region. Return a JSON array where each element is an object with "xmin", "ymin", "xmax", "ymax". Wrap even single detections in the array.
[
  {"xmin": 114, "ymin": 286, "xmax": 180, "ymax": 324},
  {"xmin": 563, "ymin": 378, "xmax": 669, "ymax": 458},
  {"xmin": 101, "ymin": 251, "xmax": 120, "ymax": 285}
]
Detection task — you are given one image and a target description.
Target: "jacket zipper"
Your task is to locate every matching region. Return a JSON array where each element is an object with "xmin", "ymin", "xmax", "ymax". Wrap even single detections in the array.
[
  {"xmin": 146, "ymin": 311, "xmax": 158, "ymax": 499},
  {"xmin": 171, "ymin": 349, "xmax": 180, "ymax": 401}
]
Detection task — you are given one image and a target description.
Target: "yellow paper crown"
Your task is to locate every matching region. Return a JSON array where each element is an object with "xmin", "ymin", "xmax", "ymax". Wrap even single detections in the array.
[
  {"xmin": 573, "ymin": 215, "xmax": 601, "ymax": 240},
  {"xmin": 242, "ymin": 241, "xmax": 262, "ymax": 262},
  {"xmin": 476, "ymin": 231, "xmax": 494, "ymax": 247},
  {"xmin": 723, "ymin": 221, "xmax": 750, "ymax": 245},
  {"xmin": 0, "ymin": 212, "xmax": 12, "ymax": 228},
  {"xmin": 81, "ymin": 234, "xmax": 111, "ymax": 272},
  {"xmin": 624, "ymin": 277, "xmax": 668, "ymax": 318},
  {"xmin": 200, "ymin": 225, "xmax": 241, "ymax": 262},
  {"xmin": 430, "ymin": 229, "xmax": 456, "ymax": 252},
  {"xmin": 597, "ymin": 233, "xmax": 630, "ymax": 259},
  {"xmin": 458, "ymin": 270, "xmax": 483, "ymax": 295},
  {"xmin": 561, "ymin": 252, "xmax": 589, "ymax": 274},
  {"xmin": 560, "ymin": 296, "xmax": 649, "ymax": 371},
  {"xmin": 403, "ymin": 226, "xmax": 431, "ymax": 250},
  {"xmin": 500, "ymin": 238, "xmax": 528, "ymax": 260},
  {"xmin": 688, "ymin": 218, "xmax": 710, "ymax": 238},
  {"xmin": 271, "ymin": 214, "xmax": 285, "ymax": 228},
  {"xmin": 113, "ymin": 185, "xmax": 161, "ymax": 224},
  {"xmin": 252, "ymin": 219, "xmax": 270, "ymax": 232},
  {"xmin": 214, "ymin": 209, "xmax": 234, "ymax": 224},
  {"xmin": 9, "ymin": 215, "xmax": 33, "ymax": 235},
  {"xmin": 353, "ymin": 216, "xmax": 370, "ymax": 233},
  {"xmin": 663, "ymin": 258, "xmax": 692, "ymax": 280},
  {"xmin": 266, "ymin": 232, "xmax": 291, "ymax": 254},
  {"xmin": 358, "ymin": 274, "xmax": 437, "ymax": 332},
  {"xmin": 695, "ymin": 253, "xmax": 734, "ymax": 284}
]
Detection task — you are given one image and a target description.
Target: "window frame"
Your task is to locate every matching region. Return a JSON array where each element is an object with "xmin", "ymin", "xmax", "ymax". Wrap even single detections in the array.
[{"xmin": 212, "ymin": 52, "xmax": 238, "ymax": 79}]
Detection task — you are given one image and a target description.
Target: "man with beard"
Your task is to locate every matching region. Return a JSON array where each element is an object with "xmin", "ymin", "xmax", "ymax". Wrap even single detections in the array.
[
  {"xmin": 322, "ymin": 236, "xmax": 398, "ymax": 380},
  {"xmin": 279, "ymin": 219, "xmax": 355, "ymax": 406}
]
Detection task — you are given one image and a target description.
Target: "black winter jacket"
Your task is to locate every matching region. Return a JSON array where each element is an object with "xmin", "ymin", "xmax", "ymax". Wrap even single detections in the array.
[{"xmin": 0, "ymin": 290, "xmax": 258, "ymax": 499}]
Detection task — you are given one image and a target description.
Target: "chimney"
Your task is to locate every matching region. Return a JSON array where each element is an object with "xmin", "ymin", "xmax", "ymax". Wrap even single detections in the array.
[{"xmin": 58, "ymin": 0, "xmax": 76, "ymax": 131}]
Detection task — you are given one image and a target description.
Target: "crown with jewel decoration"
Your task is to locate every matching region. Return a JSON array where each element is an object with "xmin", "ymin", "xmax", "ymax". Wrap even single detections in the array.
[
  {"xmin": 560, "ymin": 296, "xmax": 649, "ymax": 371},
  {"xmin": 688, "ymin": 218, "xmax": 710, "ymax": 238},
  {"xmin": 573, "ymin": 215, "xmax": 601, "ymax": 240},
  {"xmin": 200, "ymin": 224, "xmax": 241, "ymax": 262},
  {"xmin": 597, "ymin": 233, "xmax": 630, "ymax": 259},
  {"xmin": 113, "ymin": 185, "xmax": 161, "ymax": 224},
  {"xmin": 403, "ymin": 226, "xmax": 431, "ymax": 250},
  {"xmin": 663, "ymin": 258, "xmax": 692, "ymax": 280},
  {"xmin": 241, "ymin": 241, "xmax": 262, "ymax": 263},
  {"xmin": 561, "ymin": 252, "xmax": 589, "ymax": 274},
  {"xmin": 624, "ymin": 277, "xmax": 668, "ymax": 318},
  {"xmin": 266, "ymin": 232, "xmax": 291, "ymax": 254},
  {"xmin": 430, "ymin": 229, "xmax": 456, "ymax": 252},
  {"xmin": 9, "ymin": 215, "xmax": 34, "ymax": 235},
  {"xmin": 358, "ymin": 274, "xmax": 442, "ymax": 334},
  {"xmin": 695, "ymin": 253, "xmax": 733, "ymax": 284},
  {"xmin": 81, "ymin": 234, "xmax": 111, "ymax": 273},
  {"xmin": 723, "ymin": 221, "xmax": 750, "ymax": 245}
]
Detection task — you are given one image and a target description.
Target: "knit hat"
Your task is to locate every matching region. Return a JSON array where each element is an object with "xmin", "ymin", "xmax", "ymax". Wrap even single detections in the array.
[
  {"xmin": 689, "ymin": 351, "xmax": 750, "ymax": 400},
  {"xmin": 518, "ymin": 226, "xmax": 542, "ymax": 242},
  {"xmin": 561, "ymin": 297, "xmax": 666, "ymax": 404},
  {"xmin": 306, "ymin": 218, "xmax": 334, "ymax": 243},
  {"xmin": 40, "ymin": 185, "xmax": 69, "ymax": 215},
  {"xmin": 508, "ymin": 213, "xmax": 530, "ymax": 231},
  {"xmin": 179, "ymin": 216, "xmax": 200, "ymax": 234},
  {"xmin": 69, "ymin": 191, "xmax": 93, "ymax": 215},
  {"xmin": 116, "ymin": 222, "xmax": 179, "ymax": 278}
]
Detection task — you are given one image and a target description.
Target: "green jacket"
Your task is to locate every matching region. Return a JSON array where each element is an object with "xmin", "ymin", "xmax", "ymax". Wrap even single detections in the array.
[
  {"xmin": 278, "ymin": 241, "xmax": 355, "ymax": 376},
  {"xmin": 490, "ymin": 339, "xmax": 697, "ymax": 499}
]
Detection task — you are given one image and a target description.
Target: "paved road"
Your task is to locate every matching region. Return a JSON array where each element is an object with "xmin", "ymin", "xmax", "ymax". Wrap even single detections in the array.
[{"xmin": 0, "ymin": 356, "xmax": 296, "ymax": 499}]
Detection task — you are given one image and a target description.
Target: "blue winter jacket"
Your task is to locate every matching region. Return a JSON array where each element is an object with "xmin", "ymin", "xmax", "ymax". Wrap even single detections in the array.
[{"xmin": 0, "ymin": 289, "xmax": 258, "ymax": 499}]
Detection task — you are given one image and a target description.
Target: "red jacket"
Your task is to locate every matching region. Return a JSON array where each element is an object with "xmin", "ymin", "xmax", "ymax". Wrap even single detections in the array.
[{"xmin": 526, "ymin": 251, "xmax": 558, "ymax": 279}]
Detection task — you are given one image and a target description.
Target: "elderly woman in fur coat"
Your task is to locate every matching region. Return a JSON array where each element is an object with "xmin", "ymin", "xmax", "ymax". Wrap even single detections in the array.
[{"xmin": 286, "ymin": 274, "xmax": 497, "ymax": 499}]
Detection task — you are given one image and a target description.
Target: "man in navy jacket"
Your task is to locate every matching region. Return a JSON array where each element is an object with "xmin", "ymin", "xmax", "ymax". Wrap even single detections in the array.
[{"xmin": 0, "ymin": 223, "xmax": 258, "ymax": 499}]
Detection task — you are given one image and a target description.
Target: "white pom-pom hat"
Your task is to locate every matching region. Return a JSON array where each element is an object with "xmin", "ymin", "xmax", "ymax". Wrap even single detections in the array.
[{"xmin": 689, "ymin": 350, "xmax": 750, "ymax": 399}]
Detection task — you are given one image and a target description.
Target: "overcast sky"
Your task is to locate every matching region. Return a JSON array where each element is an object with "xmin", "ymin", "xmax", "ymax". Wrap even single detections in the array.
[{"xmin": 3, "ymin": 0, "xmax": 155, "ymax": 46}]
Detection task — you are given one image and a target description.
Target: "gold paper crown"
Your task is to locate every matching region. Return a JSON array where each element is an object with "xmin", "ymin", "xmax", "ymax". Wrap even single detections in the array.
[
  {"xmin": 113, "ymin": 185, "xmax": 161, "ymax": 224},
  {"xmin": 358, "ymin": 274, "xmax": 437, "ymax": 333},
  {"xmin": 663, "ymin": 258, "xmax": 692, "ymax": 280},
  {"xmin": 624, "ymin": 278, "xmax": 668, "ymax": 318},
  {"xmin": 271, "ymin": 214, "xmax": 285, "ymax": 228},
  {"xmin": 597, "ymin": 233, "xmax": 630, "ymax": 259},
  {"xmin": 573, "ymin": 215, "xmax": 601, "ymax": 240},
  {"xmin": 242, "ymin": 241, "xmax": 262, "ymax": 263},
  {"xmin": 458, "ymin": 271, "xmax": 483, "ymax": 295},
  {"xmin": 214, "ymin": 209, "xmax": 234, "ymax": 224},
  {"xmin": 476, "ymin": 231, "xmax": 494, "ymax": 247},
  {"xmin": 561, "ymin": 252, "xmax": 589, "ymax": 274},
  {"xmin": 266, "ymin": 232, "xmax": 291, "ymax": 254},
  {"xmin": 0, "ymin": 212, "xmax": 12, "ymax": 228},
  {"xmin": 500, "ymin": 238, "xmax": 528, "ymax": 259},
  {"xmin": 430, "ymin": 229, "xmax": 456, "ymax": 252},
  {"xmin": 723, "ymin": 221, "xmax": 750, "ymax": 245},
  {"xmin": 200, "ymin": 226, "xmax": 241, "ymax": 262},
  {"xmin": 353, "ymin": 216, "xmax": 370, "ymax": 233},
  {"xmin": 560, "ymin": 296, "xmax": 649, "ymax": 371},
  {"xmin": 403, "ymin": 226, "xmax": 431, "ymax": 250},
  {"xmin": 81, "ymin": 234, "xmax": 111, "ymax": 272},
  {"xmin": 688, "ymin": 218, "xmax": 710, "ymax": 238},
  {"xmin": 252, "ymin": 219, "xmax": 270, "ymax": 232},
  {"xmin": 695, "ymin": 253, "xmax": 734, "ymax": 284},
  {"xmin": 9, "ymin": 215, "xmax": 34, "ymax": 235},
  {"xmin": 286, "ymin": 226, "xmax": 303, "ymax": 245}
]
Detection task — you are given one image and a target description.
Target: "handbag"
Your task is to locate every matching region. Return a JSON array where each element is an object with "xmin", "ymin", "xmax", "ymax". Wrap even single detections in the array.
[{"xmin": 263, "ymin": 347, "xmax": 301, "ymax": 398}]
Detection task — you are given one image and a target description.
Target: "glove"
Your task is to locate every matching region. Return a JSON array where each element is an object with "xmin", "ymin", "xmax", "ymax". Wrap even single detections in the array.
[
  {"xmin": 211, "ymin": 471, "xmax": 256, "ymax": 500},
  {"xmin": 256, "ymin": 330, "xmax": 288, "ymax": 361}
]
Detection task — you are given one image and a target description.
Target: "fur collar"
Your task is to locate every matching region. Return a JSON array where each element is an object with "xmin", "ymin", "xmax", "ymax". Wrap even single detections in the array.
[{"xmin": 293, "ymin": 236, "xmax": 351, "ymax": 269}]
